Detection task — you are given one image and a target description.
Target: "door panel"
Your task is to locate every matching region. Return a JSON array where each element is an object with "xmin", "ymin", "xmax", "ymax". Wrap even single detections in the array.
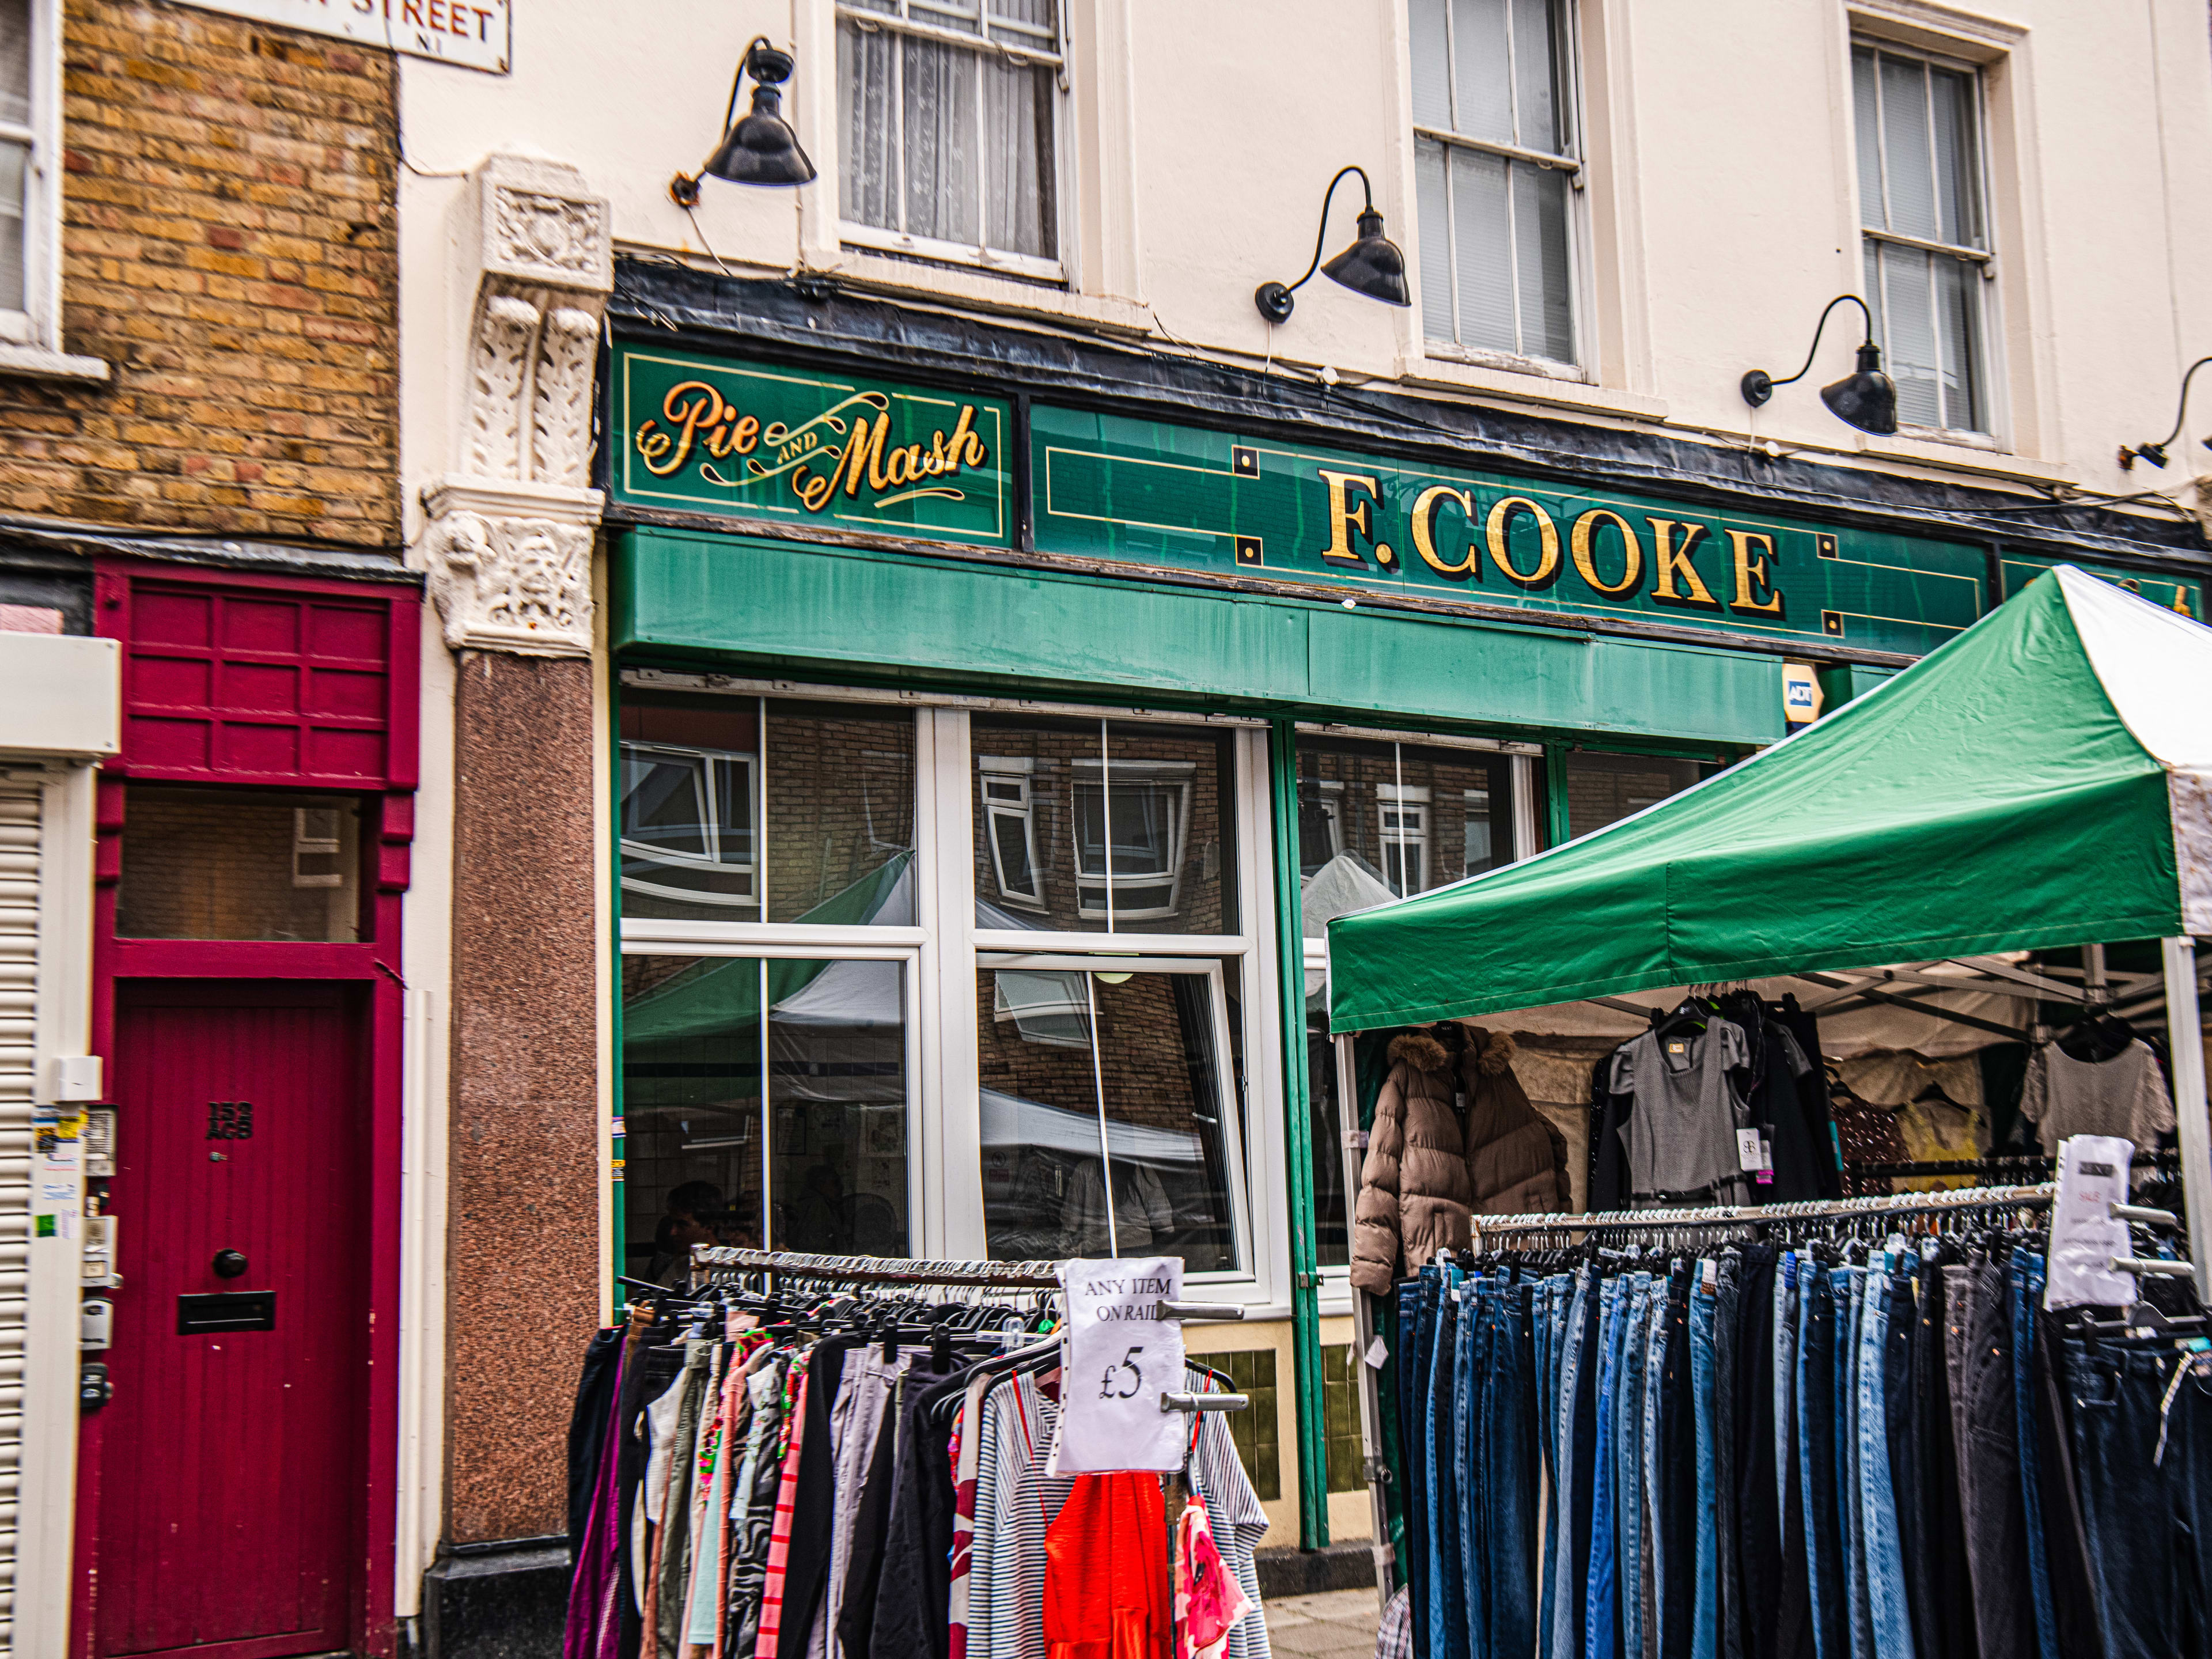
[{"xmin": 96, "ymin": 983, "xmax": 369, "ymax": 1659}]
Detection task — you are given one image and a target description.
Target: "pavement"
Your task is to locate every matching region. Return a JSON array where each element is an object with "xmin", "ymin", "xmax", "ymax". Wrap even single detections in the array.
[{"xmin": 1262, "ymin": 1587, "xmax": 1383, "ymax": 1658}]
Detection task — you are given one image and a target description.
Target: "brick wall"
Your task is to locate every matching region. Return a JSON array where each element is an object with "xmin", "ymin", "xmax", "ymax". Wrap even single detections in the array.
[{"xmin": 0, "ymin": 0, "xmax": 399, "ymax": 544}]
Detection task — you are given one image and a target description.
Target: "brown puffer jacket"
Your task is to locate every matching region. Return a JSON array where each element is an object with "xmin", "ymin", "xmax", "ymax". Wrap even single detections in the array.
[
  {"xmin": 1462, "ymin": 1027, "xmax": 1571, "ymax": 1217},
  {"xmin": 1349, "ymin": 1032, "xmax": 1471, "ymax": 1294}
]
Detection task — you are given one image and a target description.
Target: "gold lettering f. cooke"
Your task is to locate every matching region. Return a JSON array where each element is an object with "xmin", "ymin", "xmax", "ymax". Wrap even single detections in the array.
[{"xmin": 1316, "ymin": 470, "xmax": 1385, "ymax": 565}]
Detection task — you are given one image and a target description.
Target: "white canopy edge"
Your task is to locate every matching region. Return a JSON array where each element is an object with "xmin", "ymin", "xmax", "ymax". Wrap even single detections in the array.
[{"xmin": 2057, "ymin": 565, "xmax": 2212, "ymax": 933}]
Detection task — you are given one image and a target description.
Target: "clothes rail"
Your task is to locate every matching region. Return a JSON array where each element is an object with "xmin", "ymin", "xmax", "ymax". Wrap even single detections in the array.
[
  {"xmin": 1849, "ymin": 1152, "xmax": 2180, "ymax": 1181},
  {"xmin": 1468, "ymin": 1179, "xmax": 2058, "ymax": 1243},
  {"xmin": 690, "ymin": 1245, "xmax": 1063, "ymax": 1288}
]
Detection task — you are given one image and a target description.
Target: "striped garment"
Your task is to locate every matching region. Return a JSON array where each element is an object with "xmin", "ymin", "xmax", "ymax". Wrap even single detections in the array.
[
  {"xmin": 752, "ymin": 1369, "xmax": 812, "ymax": 1659},
  {"xmin": 946, "ymin": 1371, "xmax": 994, "ymax": 1659},
  {"xmin": 972, "ymin": 1367, "xmax": 1270, "ymax": 1659},
  {"xmin": 1182, "ymin": 1385, "xmax": 1272, "ymax": 1659}
]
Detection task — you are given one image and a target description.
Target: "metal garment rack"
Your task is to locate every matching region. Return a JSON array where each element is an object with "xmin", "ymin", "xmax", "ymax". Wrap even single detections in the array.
[
  {"xmin": 690, "ymin": 1246, "xmax": 1065, "ymax": 1289},
  {"xmin": 1466, "ymin": 1179, "xmax": 2059, "ymax": 1245}
]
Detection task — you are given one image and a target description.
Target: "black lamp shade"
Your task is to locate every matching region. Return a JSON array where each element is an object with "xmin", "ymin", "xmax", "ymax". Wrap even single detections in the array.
[
  {"xmin": 703, "ymin": 84, "xmax": 817, "ymax": 187},
  {"xmin": 1820, "ymin": 341, "xmax": 1899, "ymax": 435},
  {"xmin": 1320, "ymin": 207, "xmax": 1411, "ymax": 308}
]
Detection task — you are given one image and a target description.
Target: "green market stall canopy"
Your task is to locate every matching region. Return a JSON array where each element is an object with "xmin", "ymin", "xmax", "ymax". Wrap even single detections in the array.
[{"xmin": 1327, "ymin": 565, "xmax": 2212, "ymax": 1032}]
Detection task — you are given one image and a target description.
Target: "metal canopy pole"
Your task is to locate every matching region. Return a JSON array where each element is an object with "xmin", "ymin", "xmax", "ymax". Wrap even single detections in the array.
[
  {"xmin": 1338, "ymin": 1033, "xmax": 1395, "ymax": 1601},
  {"xmin": 2161, "ymin": 936, "xmax": 2212, "ymax": 1302}
]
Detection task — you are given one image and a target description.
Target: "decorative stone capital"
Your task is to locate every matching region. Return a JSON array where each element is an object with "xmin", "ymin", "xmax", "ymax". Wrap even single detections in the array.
[
  {"xmin": 422, "ymin": 154, "xmax": 615, "ymax": 657},
  {"xmin": 423, "ymin": 482, "xmax": 596, "ymax": 657}
]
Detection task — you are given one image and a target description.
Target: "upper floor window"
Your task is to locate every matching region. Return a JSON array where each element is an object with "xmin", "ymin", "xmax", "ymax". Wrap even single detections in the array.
[
  {"xmin": 0, "ymin": 0, "xmax": 51, "ymax": 343},
  {"xmin": 836, "ymin": 0, "xmax": 1062, "ymax": 278},
  {"xmin": 1409, "ymin": 0, "xmax": 1580, "ymax": 368},
  {"xmin": 1852, "ymin": 43, "xmax": 1992, "ymax": 435}
]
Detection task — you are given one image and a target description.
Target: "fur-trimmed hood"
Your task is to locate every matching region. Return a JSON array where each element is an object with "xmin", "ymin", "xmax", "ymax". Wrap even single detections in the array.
[
  {"xmin": 1387, "ymin": 1031, "xmax": 1452, "ymax": 1074},
  {"xmin": 1464, "ymin": 1025, "xmax": 1517, "ymax": 1077}
]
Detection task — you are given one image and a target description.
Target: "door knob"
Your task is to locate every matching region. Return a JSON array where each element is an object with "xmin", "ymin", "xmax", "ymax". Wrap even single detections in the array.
[{"xmin": 212, "ymin": 1249, "xmax": 249, "ymax": 1279}]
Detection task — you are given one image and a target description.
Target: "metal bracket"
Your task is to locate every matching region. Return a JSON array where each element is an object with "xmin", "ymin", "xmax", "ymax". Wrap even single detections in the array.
[
  {"xmin": 2112, "ymin": 1201, "xmax": 2181, "ymax": 1229},
  {"xmin": 1161, "ymin": 1390, "xmax": 1249, "ymax": 1413},
  {"xmin": 2111, "ymin": 1256, "xmax": 2195, "ymax": 1277},
  {"xmin": 1157, "ymin": 1298, "xmax": 1245, "ymax": 1323}
]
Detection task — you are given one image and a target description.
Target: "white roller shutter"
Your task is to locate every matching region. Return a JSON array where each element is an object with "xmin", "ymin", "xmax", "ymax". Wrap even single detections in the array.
[{"xmin": 0, "ymin": 781, "xmax": 40, "ymax": 1651}]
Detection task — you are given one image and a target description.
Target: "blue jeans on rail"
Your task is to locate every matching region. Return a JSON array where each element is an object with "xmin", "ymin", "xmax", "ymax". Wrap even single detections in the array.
[
  {"xmin": 1486, "ymin": 1283, "xmax": 1539, "ymax": 1659},
  {"xmin": 1618, "ymin": 1274, "xmax": 1653, "ymax": 1659},
  {"xmin": 1431, "ymin": 1281, "xmax": 1464, "ymax": 1659},
  {"xmin": 1556, "ymin": 1269, "xmax": 1596, "ymax": 1659},
  {"xmin": 1407, "ymin": 1271, "xmax": 1440, "ymax": 1657},
  {"xmin": 1830, "ymin": 1267, "xmax": 1869, "ymax": 1659},
  {"xmin": 1586, "ymin": 1277, "xmax": 1624, "ymax": 1659},
  {"xmin": 1855, "ymin": 1267, "xmax": 1912, "ymax": 1658},
  {"xmin": 2012, "ymin": 1251, "xmax": 2058, "ymax": 1659},
  {"xmin": 1796, "ymin": 1264, "xmax": 1844, "ymax": 1659},
  {"xmin": 1688, "ymin": 1270, "xmax": 1720, "ymax": 1659},
  {"xmin": 1459, "ymin": 1278, "xmax": 1492, "ymax": 1659}
]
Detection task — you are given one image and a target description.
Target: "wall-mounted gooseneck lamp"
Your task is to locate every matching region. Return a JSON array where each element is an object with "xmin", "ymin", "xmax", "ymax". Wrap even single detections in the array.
[
  {"xmin": 669, "ymin": 36, "xmax": 817, "ymax": 207},
  {"xmin": 2118, "ymin": 355, "xmax": 2212, "ymax": 471},
  {"xmin": 1253, "ymin": 165, "xmax": 1412, "ymax": 325},
  {"xmin": 1740, "ymin": 294, "xmax": 1898, "ymax": 436}
]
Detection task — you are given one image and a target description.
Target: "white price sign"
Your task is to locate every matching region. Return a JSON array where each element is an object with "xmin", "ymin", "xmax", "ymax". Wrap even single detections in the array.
[
  {"xmin": 1054, "ymin": 1257, "xmax": 1186, "ymax": 1474},
  {"xmin": 173, "ymin": 0, "xmax": 511, "ymax": 75}
]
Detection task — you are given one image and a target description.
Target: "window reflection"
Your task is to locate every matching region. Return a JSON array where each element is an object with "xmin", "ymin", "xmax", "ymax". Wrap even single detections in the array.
[
  {"xmin": 622, "ymin": 953, "xmax": 909, "ymax": 1282},
  {"xmin": 1296, "ymin": 735, "xmax": 1513, "ymax": 919},
  {"xmin": 972, "ymin": 716, "xmax": 1237, "ymax": 935},
  {"xmin": 619, "ymin": 694, "xmax": 916, "ymax": 925},
  {"xmin": 1560, "ymin": 750, "xmax": 1713, "ymax": 840},
  {"xmin": 976, "ymin": 964, "xmax": 1241, "ymax": 1271}
]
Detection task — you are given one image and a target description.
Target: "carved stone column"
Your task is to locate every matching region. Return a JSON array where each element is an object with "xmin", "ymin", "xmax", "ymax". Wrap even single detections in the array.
[{"xmin": 422, "ymin": 155, "xmax": 614, "ymax": 1548}]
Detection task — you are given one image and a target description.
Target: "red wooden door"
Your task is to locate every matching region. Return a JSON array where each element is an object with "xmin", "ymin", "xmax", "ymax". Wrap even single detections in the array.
[{"xmin": 95, "ymin": 983, "xmax": 370, "ymax": 1659}]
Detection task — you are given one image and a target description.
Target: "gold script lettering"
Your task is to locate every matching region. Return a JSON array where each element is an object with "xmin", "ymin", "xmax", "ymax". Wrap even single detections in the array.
[
  {"xmin": 1486, "ymin": 496, "xmax": 1560, "ymax": 588},
  {"xmin": 644, "ymin": 380, "xmax": 726, "ymax": 476},
  {"xmin": 1570, "ymin": 509, "xmax": 1643, "ymax": 598}
]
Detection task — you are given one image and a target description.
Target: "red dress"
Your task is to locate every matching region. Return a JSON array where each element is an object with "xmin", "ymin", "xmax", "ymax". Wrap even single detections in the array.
[{"xmin": 1043, "ymin": 1472, "xmax": 1172, "ymax": 1659}]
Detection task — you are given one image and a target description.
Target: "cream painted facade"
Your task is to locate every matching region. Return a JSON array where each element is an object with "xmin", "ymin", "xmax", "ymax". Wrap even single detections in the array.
[{"xmin": 386, "ymin": 0, "xmax": 2212, "ymax": 1624}]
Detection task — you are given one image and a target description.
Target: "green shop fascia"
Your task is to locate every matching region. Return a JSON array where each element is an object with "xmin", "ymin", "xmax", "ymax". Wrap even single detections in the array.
[{"xmin": 597, "ymin": 298, "xmax": 2206, "ymax": 1551}]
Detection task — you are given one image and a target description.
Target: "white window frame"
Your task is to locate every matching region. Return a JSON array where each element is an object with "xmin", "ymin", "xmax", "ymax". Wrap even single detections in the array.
[
  {"xmin": 615, "ymin": 937, "xmax": 926, "ymax": 1256},
  {"xmin": 833, "ymin": 0, "xmax": 1070, "ymax": 283},
  {"xmin": 1850, "ymin": 37, "xmax": 1996, "ymax": 439},
  {"xmin": 1410, "ymin": 0, "xmax": 1588, "ymax": 373},
  {"xmin": 977, "ymin": 755, "xmax": 1046, "ymax": 910},
  {"xmin": 1376, "ymin": 782, "xmax": 1430, "ymax": 897},
  {"xmin": 0, "ymin": 0, "xmax": 58, "ymax": 349},
  {"xmin": 619, "ymin": 681, "xmax": 1286, "ymax": 1304},
  {"xmin": 618, "ymin": 740, "xmax": 760, "ymax": 913},
  {"xmin": 975, "ymin": 951, "xmax": 1253, "ymax": 1272},
  {"xmin": 1071, "ymin": 756, "xmax": 1195, "ymax": 923}
]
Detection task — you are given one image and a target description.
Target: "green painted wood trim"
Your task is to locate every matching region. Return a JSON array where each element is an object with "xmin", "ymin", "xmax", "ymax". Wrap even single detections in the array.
[
  {"xmin": 612, "ymin": 529, "xmax": 1789, "ymax": 749},
  {"xmin": 609, "ymin": 673, "xmax": 628, "ymax": 1316},
  {"xmin": 1545, "ymin": 745, "xmax": 1571, "ymax": 851},
  {"xmin": 1268, "ymin": 718, "xmax": 1328, "ymax": 1548}
]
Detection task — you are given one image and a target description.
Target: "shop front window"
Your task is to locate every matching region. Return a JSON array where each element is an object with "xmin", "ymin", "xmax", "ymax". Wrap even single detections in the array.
[
  {"xmin": 971, "ymin": 715, "xmax": 1237, "ymax": 937},
  {"xmin": 620, "ymin": 694, "xmax": 916, "ymax": 925},
  {"xmin": 1297, "ymin": 734, "xmax": 1514, "ymax": 916},
  {"xmin": 622, "ymin": 953, "xmax": 910, "ymax": 1281},
  {"xmin": 1560, "ymin": 749, "xmax": 1714, "ymax": 840},
  {"xmin": 117, "ymin": 783, "xmax": 362, "ymax": 941},
  {"xmin": 975, "ymin": 959, "xmax": 1245, "ymax": 1272}
]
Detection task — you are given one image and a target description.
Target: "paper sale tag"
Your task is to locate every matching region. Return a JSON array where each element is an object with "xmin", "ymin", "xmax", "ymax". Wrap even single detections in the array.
[
  {"xmin": 1363, "ymin": 1335, "xmax": 1389, "ymax": 1369},
  {"xmin": 1737, "ymin": 1130, "xmax": 1765, "ymax": 1172},
  {"xmin": 1054, "ymin": 1257, "xmax": 1187, "ymax": 1474},
  {"xmin": 2047, "ymin": 1135, "xmax": 2138, "ymax": 1309}
]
